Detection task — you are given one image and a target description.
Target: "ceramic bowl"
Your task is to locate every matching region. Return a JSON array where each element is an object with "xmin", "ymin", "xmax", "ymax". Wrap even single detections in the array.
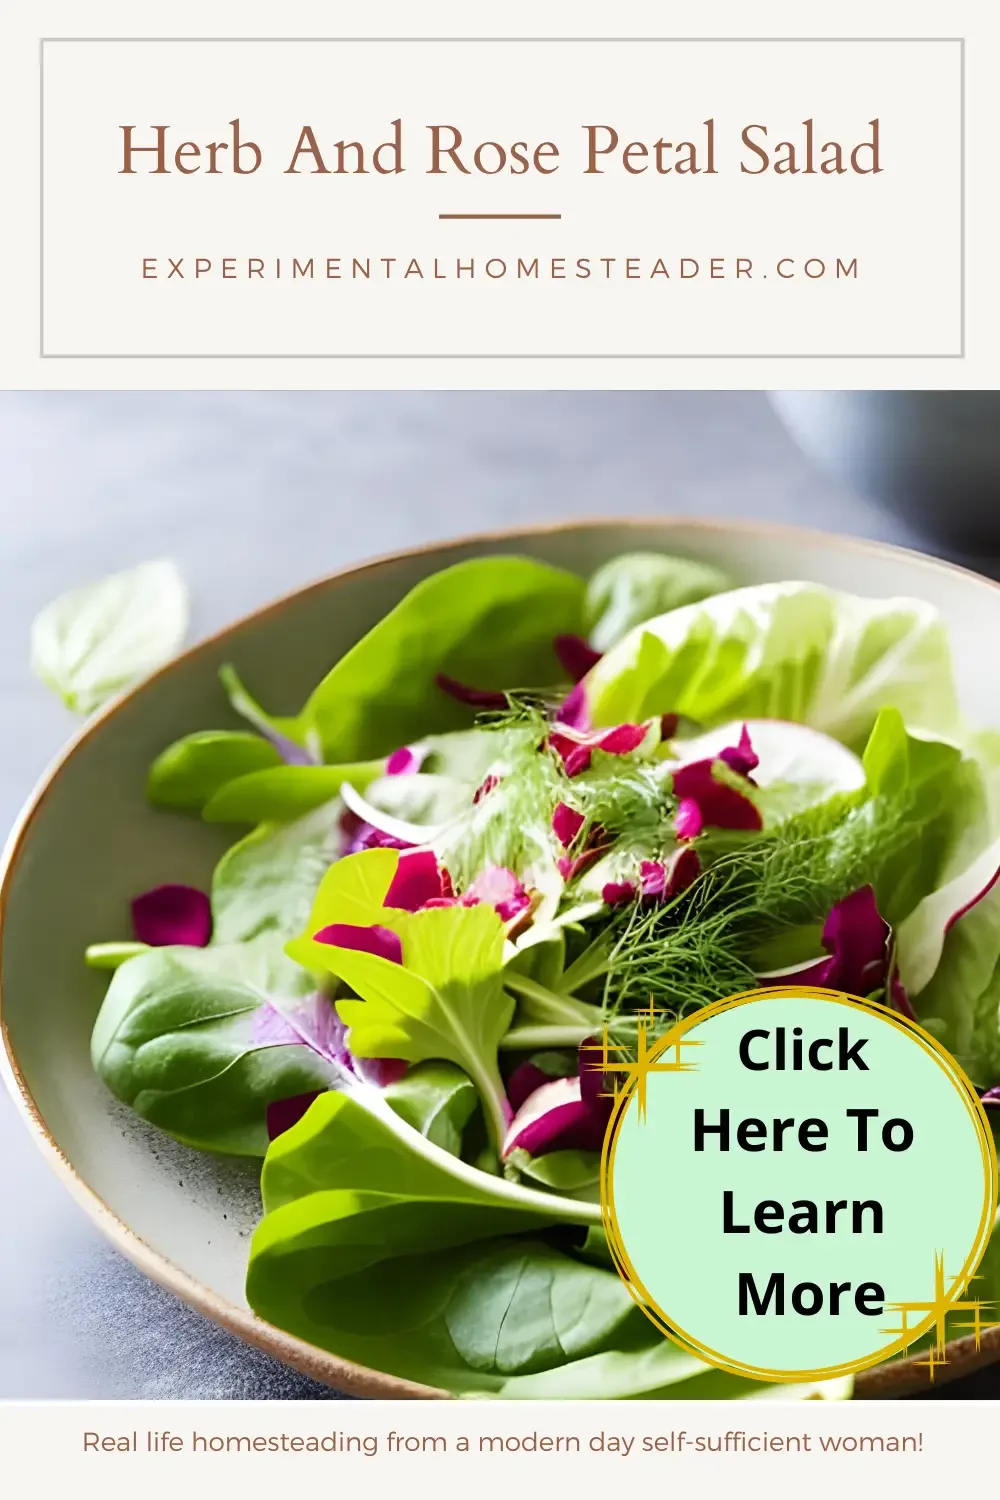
[{"xmin": 3, "ymin": 518, "xmax": 999, "ymax": 1401}]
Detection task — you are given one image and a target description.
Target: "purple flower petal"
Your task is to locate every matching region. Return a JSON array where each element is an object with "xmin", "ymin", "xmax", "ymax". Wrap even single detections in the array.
[
  {"xmin": 386, "ymin": 745, "xmax": 424, "ymax": 776},
  {"xmin": 252, "ymin": 992, "xmax": 352, "ymax": 1064},
  {"xmin": 660, "ymin": 713, "xmax": 679, "ymax": 740},
  {"xmin": 555, "ymin": 681, "xmax": 591, "ymax": 731},
  {"xmin": 435, "ymin": 674, "xmax": 508, "ymax": 711},
  {"xmin": 553, "ymin": 801, "xmax": 585, "ymax": 848},
  {"xmin": 474, "ymin": 773, "xmax": 500, "ymax": 804},
  {"xmin": 718, "ymin": 723, "xmax": 760, "ymax": 779},
  {"xmin": 312, "ymin": 922, "xmax": 404, "ymax": 965},
  {"xmin": 266, "ymin": 1092, "xmax": 324, "ymax": 1140},
  {"xmin": 255, "ymin": 993, "xmax": 408, "ymax": 1123},
  {"xmin": 463, "ymin": 865, "xmax": 530, "ymax": 923},
  {"xmin": 383, "ymin": 849, "xmax": 452, "ymax": 912},
  {"xmin": 602, "ymin": 879, "xmax": 637, "ymax": 906},
  {"xmin": 131, "ymin": 884, "xmax": 212, "ymax": 948},
  {"xmin": 981, "ymin": 1086, "xmax": 1000, "ymax": 1109},
  {"xmin": 554, "ymin": 634, "xmax": 602, "ymax": 683}
]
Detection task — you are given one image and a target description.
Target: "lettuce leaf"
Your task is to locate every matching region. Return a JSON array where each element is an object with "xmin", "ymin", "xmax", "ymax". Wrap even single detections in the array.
[
  {"xmin": 585, "ymin": 582, "xmax": 960, "ymax": 752},
  {"xmin": 584, "ymin": 552, "xmax": 732, "ymax": 653}
]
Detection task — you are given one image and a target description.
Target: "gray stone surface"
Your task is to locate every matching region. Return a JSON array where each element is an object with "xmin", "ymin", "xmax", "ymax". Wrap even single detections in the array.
[{"xmin": 0, "ymin": 390, "xmax": 992, "ymax": 1399}]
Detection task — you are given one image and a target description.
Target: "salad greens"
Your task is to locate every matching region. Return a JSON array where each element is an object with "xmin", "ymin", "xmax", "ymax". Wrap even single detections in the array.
[{"xmin": 76, "ymin": 547, "xmax": 1000, "ymax": 1399}]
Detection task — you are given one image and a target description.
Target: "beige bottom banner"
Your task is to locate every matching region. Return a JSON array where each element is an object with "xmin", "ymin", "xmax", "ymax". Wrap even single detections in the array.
[{"xmin": 0, "ymin": 1398, "xmax": 969, "ymax": 1493}]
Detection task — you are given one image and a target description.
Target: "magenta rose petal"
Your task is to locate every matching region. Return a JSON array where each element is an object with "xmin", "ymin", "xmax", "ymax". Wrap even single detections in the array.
[
  {"xmin": 507, "ymin": 1061, "xmax": 554, "ymax": 1113},
  {"xmin": 602, "ymin": 879, "xmax": 637, "ymax": 906},
  {"xmin": 435, "ymin": 673, "xmax": 508, "ymax": 710},
  {"xmin": 312, "ymin": 922, "xmax": 404, "ymax": 965},
  {"xmin": 383, "ymin": 848, "xmax": 448, "ymax": 911},
  {"xmin": 386, "ymin": 745, "xmax": 425, "ymax": 776},
  {"xmin": 266, "ymin": 1092, "xmax": 324, "ymax": 1141},
  {"xmin": 553, "ymin": 801, "xmax": 585, "ymax": 848},
  {"xmin": 554, "ymin": 634, "xmax": 602, "ymax": 682},
  {"xmin": 594, "ymin": 723, "xmax": 649, "ymax": 756},
  {"xmin": 718, "ymin": 723, "xmax": 760, "ymax": 779},
  {"xmin": 131, "ymin": 883, "xmax": 212, "ymax": 947},
  {"xmin": 555, "ymin": 681, "xmax": 591, "ymax": 731}
]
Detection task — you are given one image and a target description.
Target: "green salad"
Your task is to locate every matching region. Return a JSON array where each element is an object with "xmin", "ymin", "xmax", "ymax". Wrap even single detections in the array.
[{"xmin": 77, "ymin": 551, "xmax": 1000, "ymax": 1398}]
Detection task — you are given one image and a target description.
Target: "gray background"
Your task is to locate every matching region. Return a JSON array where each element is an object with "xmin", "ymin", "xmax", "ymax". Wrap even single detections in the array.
[{"xmin": 0, "ymin": 390, "xmax": 989, "ymax": 1399}]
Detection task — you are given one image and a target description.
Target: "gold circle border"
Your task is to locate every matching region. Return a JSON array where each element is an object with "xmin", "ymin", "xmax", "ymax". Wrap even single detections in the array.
[{"xmin": 600, "ymin": 985, "xmax": 999, "ymax": 1386}]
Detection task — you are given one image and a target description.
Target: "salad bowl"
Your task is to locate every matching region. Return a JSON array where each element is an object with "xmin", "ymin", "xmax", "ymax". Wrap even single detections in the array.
[{"xmin": 3, "ymin": 516, "xmax": 1000, "ymax": 1400}]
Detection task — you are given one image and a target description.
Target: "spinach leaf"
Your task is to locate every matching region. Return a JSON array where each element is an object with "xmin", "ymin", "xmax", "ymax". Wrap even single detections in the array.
[
  {"xmin": 246, "ymin": 1091, "xmax": 806, "ymax": 1398},
  {"xmin": 382, "ymin": 1062, "xmax": 477, "ymax": 1157},
  {"xmin": 31, "ymin": 558, "xmax": 188, "ymax": 715},
  {"xmin": 90, "ymin": 937, "xmax": 333, "ymax": 1155},
  {"xmin": 298, "ymin": 556, "xmax": 585, "ymax": 760},
  {"xmin": 202, "ymin": 761, "xmax": 384, "ymax": 824},
  {"xmin": 584, "ymin": 551, "xmax": 731, "ymax": 653},
  {"xmin": 211, "ymin": 804, "xmax": 344, "ymax": 944},
  {"xmin": 148, "ymin": 731, "xmax": 282, "ymax": 813}
]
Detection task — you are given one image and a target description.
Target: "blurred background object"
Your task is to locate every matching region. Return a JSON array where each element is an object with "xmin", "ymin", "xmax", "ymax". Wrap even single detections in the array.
[{"xmin": 770, "ymin": 391, "xmax": 1000, "ymax": 550}]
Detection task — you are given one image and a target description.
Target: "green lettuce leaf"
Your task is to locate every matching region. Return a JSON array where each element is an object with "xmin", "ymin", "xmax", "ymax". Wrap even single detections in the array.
[
  {"xmin": 586, "ymin": 581, "xmax": 960, "ymax": 752},
  {"xmin": 584, "ymin": 551, "xmax": 731, "ymax": 653},
  {"xmin": 202, "ymin": 761, "xmax": 384, "ymax": 824},
  {"xmin": 288, "ymin": 870, "xmax": 514, "ymax": 1152}
]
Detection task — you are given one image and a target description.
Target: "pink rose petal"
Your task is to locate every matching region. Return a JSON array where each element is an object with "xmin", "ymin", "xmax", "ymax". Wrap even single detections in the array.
[
  {"xmin": 463, "ymin": 865, "xmax": 530, "ymax": 923},
  {"xmin": 673, "ymin": 797, "xmax": 705, "ymax": 840}
]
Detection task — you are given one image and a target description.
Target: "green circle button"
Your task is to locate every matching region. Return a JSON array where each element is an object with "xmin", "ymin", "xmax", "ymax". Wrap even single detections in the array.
[{"xmin": 603, "ymin": 989, "xmax": 997, "ymax": 1382}]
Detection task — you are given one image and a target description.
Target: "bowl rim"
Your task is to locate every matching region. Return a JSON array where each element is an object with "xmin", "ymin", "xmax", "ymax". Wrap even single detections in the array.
[{"xmin": 3, "ymin": 511, "xmax": 1000, "ymax": 1402}]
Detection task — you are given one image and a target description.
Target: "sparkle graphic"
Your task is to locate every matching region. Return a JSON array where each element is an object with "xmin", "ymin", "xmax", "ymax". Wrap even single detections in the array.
[
  {"xmin": 884, "ymin": 1250, "xmax": 998, "ymax": 1379},
  {"xmin": 583, "ymin": 996, "xmax": 702, "ymax": 1122}
]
